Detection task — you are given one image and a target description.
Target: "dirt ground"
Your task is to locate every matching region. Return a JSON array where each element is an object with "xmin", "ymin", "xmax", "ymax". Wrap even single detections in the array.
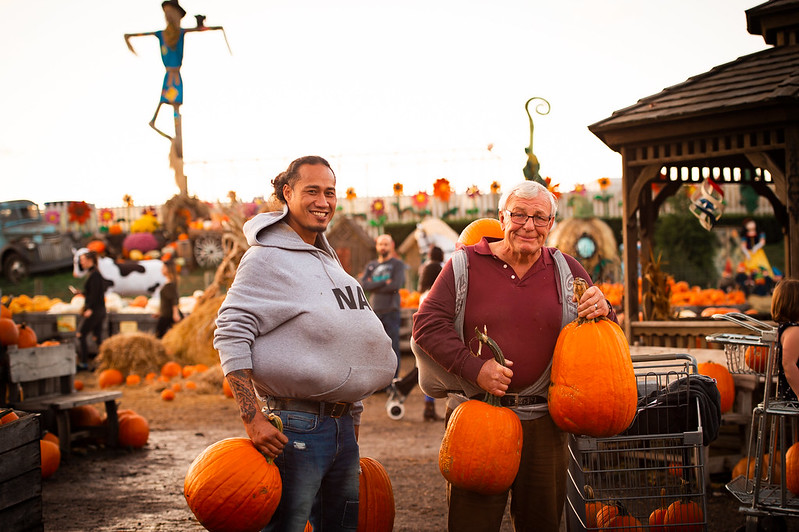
[{"xmin": 37, "ymin": 356, "xmax": 793, "ymax": 532}]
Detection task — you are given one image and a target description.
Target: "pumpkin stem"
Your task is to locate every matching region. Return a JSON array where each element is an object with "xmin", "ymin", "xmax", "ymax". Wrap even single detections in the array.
[
  {"xmin": 263, "ymin": 412, "xmax": 283, "ymax": 464},
  {"xmin": 474, "ymin": 326, "xmax": 507, "ymax": 407},
  {"xmin": 573, "ymin": 277, "xmax": 607, "ymax": 325}
]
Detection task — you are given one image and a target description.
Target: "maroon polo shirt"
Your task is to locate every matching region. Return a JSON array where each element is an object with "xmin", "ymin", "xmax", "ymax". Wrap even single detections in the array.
[{"xmin": 412, "ymin": 238, "xmax": 616, "ymax": 392}]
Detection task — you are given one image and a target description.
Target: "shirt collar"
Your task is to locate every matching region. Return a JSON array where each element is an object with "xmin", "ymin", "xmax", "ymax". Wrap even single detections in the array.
[{"xmin": 472, "ymin": 237, "xmax": 553, "ymax": 267}]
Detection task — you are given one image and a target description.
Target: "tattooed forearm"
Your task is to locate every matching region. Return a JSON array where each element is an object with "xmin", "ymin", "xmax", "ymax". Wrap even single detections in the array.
[{"xmin": 226, "ymin": 369, "xmax": 260, "ymax": 424}]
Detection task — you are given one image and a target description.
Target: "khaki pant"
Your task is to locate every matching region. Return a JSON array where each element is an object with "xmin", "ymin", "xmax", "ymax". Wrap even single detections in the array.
[{"xmin": 445, "ymin": 412, "xmax": 568, "ymax": 532}]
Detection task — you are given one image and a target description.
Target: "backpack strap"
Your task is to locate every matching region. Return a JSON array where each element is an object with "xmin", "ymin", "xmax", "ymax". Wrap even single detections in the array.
[{"xmin": 451, "ymin": 248, "xmax": 468, "ymax": 341}]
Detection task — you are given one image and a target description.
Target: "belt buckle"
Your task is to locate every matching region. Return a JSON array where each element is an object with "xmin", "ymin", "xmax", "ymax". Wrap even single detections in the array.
[
  {"xmin": 503, "ymin": 394, "xmax": 519, "ymax": 407},
  {"xmin": 329, "ymin": 402, "xmax": 348, "ymax": 418}
]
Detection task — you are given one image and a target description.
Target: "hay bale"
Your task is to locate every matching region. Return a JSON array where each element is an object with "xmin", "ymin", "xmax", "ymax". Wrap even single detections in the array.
[
  {"xmin": 161, "ymin": 295, "xmax": 225, "ymax": 368},
  {"xmin": 191, "ymin": 364, "xmax": 226, "ymax": 395},
  {"xmin": 96, "ymin": 332, "xmax": 169, "ymax": 376}
]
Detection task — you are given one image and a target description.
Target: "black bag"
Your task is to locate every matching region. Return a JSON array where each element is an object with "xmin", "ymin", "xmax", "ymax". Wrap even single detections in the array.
[{"xmin": 623, "ymin": 374, "xmax": 721, "ymax": 445}]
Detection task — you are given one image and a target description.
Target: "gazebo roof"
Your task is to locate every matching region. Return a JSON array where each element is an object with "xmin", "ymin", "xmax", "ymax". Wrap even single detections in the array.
[{"xmin": 589, "ymin": 44, "xmax": 799, "ymax": 146}]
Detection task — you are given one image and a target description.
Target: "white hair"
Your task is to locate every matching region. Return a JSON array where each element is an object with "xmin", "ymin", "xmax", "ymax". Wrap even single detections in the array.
[{"xmin": 497, "ymin": 181, "xmax": 558, "ymax": 217}]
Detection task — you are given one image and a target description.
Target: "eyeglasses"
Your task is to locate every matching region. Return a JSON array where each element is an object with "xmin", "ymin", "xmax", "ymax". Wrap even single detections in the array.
[{"xmin": 504, "ymin": 210, "xmax": 552, "ymax": 227}]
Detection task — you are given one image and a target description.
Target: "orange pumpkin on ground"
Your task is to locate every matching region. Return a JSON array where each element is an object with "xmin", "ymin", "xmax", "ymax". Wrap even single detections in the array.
[
  {"xmin": 548, "ymin": 278, "xmax": 637, "ymax": 437},
  {"xmin": 126, "ymin": 374, "xmax": 142, "ymax": 386},
  {"xmin": 98, "ymin": 368, "xmax": 124, "ymax": 388},
  {"xmin": 42, "ymin": 432, "xmax": 60, "ymax": 446},
  {"xmin": 161, "ymin": 361, "xmax": 182, "ymax": 379},
  {"xmin": 40, "ymin": 439, "xmax": 61, "ymax": 479},
  {"xmin": 357, "ymin": 457, "xmax": 395, "ymax": 532},
  {"xmin": 161, "ymin": 389, "xmax": 176, "ymax": 401},
  {"xmin": 697, "ymin": 361, "xmax": 735, "ymax": 413},
  {"xmin": 69, "ymin": 405, "xmax": 103, "ymax": 427},
  {"xmin": 457, "ymin": 218, "xmax": 504, "ymax": 247},
  {"xmin": 118, "ymin": 414, "xmax": 150, "ymax": 448},
  {"xmin": 73, "ymin": 379, "xmax": 84, "ymax": 391},
  {"xmin": 185, "ymin": 381, "xmax": 197, "ymax": 390},
  {"xmin": 439, "ymin": 327, "xmax": 522, "ymax": 495},
  {"xmin": 184, "ymin": 436, "xmax": 282, "ymax": 532},
  {"xmin": 223, "ymin": 377, "xmax": 233, "ymax": 398}
]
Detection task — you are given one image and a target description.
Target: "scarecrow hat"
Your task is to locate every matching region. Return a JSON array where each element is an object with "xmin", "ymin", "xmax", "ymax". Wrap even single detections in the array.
[{"xmin": 161, "ymin": 0, "xmax": 187, "ymax": 18}]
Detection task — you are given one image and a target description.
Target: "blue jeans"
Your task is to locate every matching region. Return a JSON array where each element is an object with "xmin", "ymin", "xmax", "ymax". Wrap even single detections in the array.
[
  {"xmin": 378, "ymin": 310, "xmax": 401, "ymax": 377},
  {"xmin": 263, "ymin": 411, "xmax": 360, "ymax": 532}
]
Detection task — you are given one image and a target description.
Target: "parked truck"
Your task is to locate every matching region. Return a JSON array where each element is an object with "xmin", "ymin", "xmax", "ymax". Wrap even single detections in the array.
[{"xmin": 0, "ymin": 200, "xmax": 78, "ymax": 283}]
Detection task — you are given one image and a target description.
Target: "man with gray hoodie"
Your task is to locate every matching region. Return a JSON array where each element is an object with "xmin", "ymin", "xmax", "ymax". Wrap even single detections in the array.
[{"xmin": 214, "ymin": 155, "xmax": 397, "ymax": 531}]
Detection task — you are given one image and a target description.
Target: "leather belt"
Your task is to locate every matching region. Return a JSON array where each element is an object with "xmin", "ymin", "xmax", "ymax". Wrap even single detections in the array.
[
  {"xmin": 470, "ymin": 394, "xmax": 547, "ymax": 407},
  {"xmin": 268, "ymin": 397, "xmax": 353, "ymax": 418}
]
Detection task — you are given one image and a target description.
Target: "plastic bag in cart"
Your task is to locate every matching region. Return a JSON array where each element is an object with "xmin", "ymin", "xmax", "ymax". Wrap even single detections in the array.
[{"xmin": 623, "ymin": 374, "xmax": 721, "ymax": 445}]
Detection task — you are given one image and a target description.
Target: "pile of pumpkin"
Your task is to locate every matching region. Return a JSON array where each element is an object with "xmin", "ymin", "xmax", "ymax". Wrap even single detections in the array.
[
  {"xmin": 0, "ymin": 307, "xmax": 47, "ymax": 349},
  {"xmin": 92, "ymin": 361, "xmax": 212, "ymax": 402},
  {"xmin": 2, "ymin": 294, "xmax": 62, "ymax": 314},
  {"xmin": 594, "ymin": 279, "xmax": 748, "ymax": 311}
]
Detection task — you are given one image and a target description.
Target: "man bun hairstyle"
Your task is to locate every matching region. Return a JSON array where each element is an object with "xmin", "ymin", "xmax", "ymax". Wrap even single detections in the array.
[{"xmin": 271, "ymin": 155, "xmax": 335, "ymax": 204}]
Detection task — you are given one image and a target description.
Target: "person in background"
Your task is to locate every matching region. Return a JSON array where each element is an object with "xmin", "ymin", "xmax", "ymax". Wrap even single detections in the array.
[
  {"xmin": 74, "ymin": 251, "xmax": 108, "ymax": 371},
  {"xmin": 359, "ymin": 234, "xmax": 407, "ymax": 378},
  {"xmin": 155, "ymin": 260, "xmax": 182, "ymax": 338},
  {"xmin": 412, "ymin": 180, "xmax": 617, "ymax": 531},
  {"xmin": 773, "ymin": 278, "xmax": 799, "ymax": 401},
  {"xmin": 214, "ymin": 155, "xmax": 396, "ymax": 531}
]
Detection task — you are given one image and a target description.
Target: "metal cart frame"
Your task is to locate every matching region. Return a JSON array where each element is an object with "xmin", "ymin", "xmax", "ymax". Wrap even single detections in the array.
[
  {"xmin": 566, "ymin": 353, "xmax": 708, "ymax": 531},
  {"xmin": 713, "ymin": 313, "xmax": 799, "ymax": 531}
]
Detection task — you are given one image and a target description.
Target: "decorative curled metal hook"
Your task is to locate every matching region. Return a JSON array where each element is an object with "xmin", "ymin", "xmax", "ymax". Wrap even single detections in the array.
[{"xmin": 525, "ymin": 97, "xmax": 550, "ymax": 157}]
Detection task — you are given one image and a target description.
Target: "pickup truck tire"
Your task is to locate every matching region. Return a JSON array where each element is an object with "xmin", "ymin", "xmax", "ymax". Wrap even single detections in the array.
[{"xmin": 3, "ymin": 252, "xmax": 29, "ymax": 283}]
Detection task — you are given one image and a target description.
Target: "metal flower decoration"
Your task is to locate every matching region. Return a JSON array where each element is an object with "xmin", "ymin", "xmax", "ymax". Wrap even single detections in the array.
[
  {"xmin": 412, "ymin": 191, "xmax": 429, "ymax": 209},
  {"xmin": 123, "ymin": 195, "xmax": 134, "ymax": 207},
  {"xmin": 371, "ymin": 198, "xmax": 386, "ymax": 217},
  {"xmin": 393, "ymin": 183, "xmax": 404, "ymax": 196},
  {"xmin": 44, "ymin": 210, "xmax": 60, "ymax": 225},
  {"xmin": 432, "ymin": 178, "xmax": 452, "ymax": 203},
  {"xmin": 100, "ymin": 208, "xmax": 115, "ymax": 224},
  {"xmin": 466, "ymin": 185, "xmax": 481, "ymax": 199},
  {"xmin": 67, "ymin": 201, "xmax": 92, "ymax": 224},
  {"xmin": 346, "ymin": 187, "xmax": 357, "ymax": 200},
  {"xmin": 490, "ymin": 181, "xmax": 501, "ymax": 195}
]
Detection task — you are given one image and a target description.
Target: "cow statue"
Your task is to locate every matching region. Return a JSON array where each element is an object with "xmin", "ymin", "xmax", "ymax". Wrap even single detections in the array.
[{"xmin": 73, "ymin": 248, "xmax": 167, "ymax": 297}]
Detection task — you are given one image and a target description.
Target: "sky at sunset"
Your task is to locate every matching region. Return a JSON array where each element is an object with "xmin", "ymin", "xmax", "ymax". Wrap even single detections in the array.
[{"xmin": 0, "ymin": 0, "xmax": 768, "ymax": 208}]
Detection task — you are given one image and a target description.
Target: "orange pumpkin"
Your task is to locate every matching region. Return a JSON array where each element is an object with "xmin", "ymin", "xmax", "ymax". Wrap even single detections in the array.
[
  {"xmin": 16, "ymin": 323, "xmax": 37, "ymax": 348},
  {"xmin": 0, "ymin": 303, "xmax": 11, "ymax": 319},
  {"xmin": 184, "ymin": 437, "xmax": 282, "ymax": 532},
  {"xmin": 73, "ymin": 379, "xmax": 84, "ymax": 391},
  {"xmin": 603, "ymin": 513, "xmax": 645, "ymax": 531},
  {"xmin": 439, "ymin": 328, "xmax": 522, "ymax": 495},
  {"xmin": 357, "ymin": 457, "xmax": 395, "ymax": 532},
  {"xmin": 40, "ymin": 439, "xmax": 61, "ymax": 479},
  {"xmin": 457, "ymin": 218, "xmax": 504, "ymax": 247},
  {"xmin": 745, "ymin": 345, "xmax": 769, "ymax": 373},
  {"xmin": 223, "ymin": 377, "xmax": 234, "ymax": 398},
  {"xmin": 161, "ymin": 388, "xmax": 176, "ymax": 401},
  {"xmin": 185, "ymin": 381, "xmax": 197, "ymax": 390},
  {"xmin": 98, "ymin": 368, "xmax": 124, "ymax": 388},
  {"xmin": 662, "ymin": 500, "xmax": 704, "ymax": 531},
  {"xmin": 69, "ymin": 405, "xmax": 103, "ymax": 427},
  {"xmin": 0, "ymin": 317, "xmax": 20, "ymax": 346},
  {"xmin": 125, "ymin": 374, "xmax": 141, "ymax": 386},
  {"xmin": 42, "ymin": 432, "xmax": 60, "ymax": 446},
  {"xmin": 595, "ymin": 504, "xmax": 621, "ymax": 528},
  {"xmin": 118, "ymin": 413, "xmax": 150, "ymax": 448},
  {"xmin": 161, "ymin": 361, "xmax": 182, "ymax": 379},
  {"xmin": 584, "ymin": 485, "xmax": 607, "ymax": 528},
  {"xmin": 1, "ymin": 409, "xmax": 19, "ymax": 424},
  {"xmin": 697, "ymin": 361, "xmax": 735, "ymax": 414},
  {"xmin": 786, "ymin": 442, "xmax": 799, "ymax": 495},
  {"xmin": 548, "ymin": 278, "xmax": 637, "ymax": 437},
  {"xmin": 130, "ymin": 295, "xmax": 149, "ymax": 308}
]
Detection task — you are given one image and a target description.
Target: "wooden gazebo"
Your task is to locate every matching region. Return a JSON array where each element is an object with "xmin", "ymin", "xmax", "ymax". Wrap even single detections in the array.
[{"xmin": 588, "ymin": 0, "xmax": 799, "ymax": 339}]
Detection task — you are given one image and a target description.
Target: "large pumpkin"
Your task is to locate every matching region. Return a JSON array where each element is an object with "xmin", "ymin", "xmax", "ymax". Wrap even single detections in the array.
[
  {"xmin": 69, "ymin": 405, "xmax": 103, "ymax": 427},
  {"xmin": 184, "ymin": 437, "xmax": 282, "ymax": 532},
  {"xmin": 662, "ymin": 499, "xmax": 703, "ymax": 532},
  {"xmin": 357, "ymin": 457, "xmax": 395, "ymax": 532},
  {"xmin": 548, "ymin": 278, "xmax": 637, "ymax": 437},
  {"xmin": 16, "ymin": 323, "xmax": 37, "ymax": 348},
  {"xmin": 438, "ymin": 328, "xmax": 523, "ymax": 495},
  {"xmin": 98, "ymin": 368, "xmax": 124, "ymax": 388},
  {"xmin": 697, "ymin": 361, "xmax": 735, "ymax": 413},
  {"xmin": 118, "ymin": 413, "xmax": 150, "ymax": 448},
  {"xmin": 457, "ymin": 218, "xmax": 504, "ymax": 247},
  {"xmin": 0, "ymin": 317, "xmax": 19, "ymax": 346}
]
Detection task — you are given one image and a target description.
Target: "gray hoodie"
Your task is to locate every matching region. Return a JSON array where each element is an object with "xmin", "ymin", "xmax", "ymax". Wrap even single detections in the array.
[{"xmin": 213, "ymin": 208, "xmax": 396, "ymax": 424}]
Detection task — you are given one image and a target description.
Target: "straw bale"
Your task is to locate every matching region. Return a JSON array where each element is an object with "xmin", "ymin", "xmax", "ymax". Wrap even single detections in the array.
[
  {"xmin": 95, "ymin": 332, "xmax": 169, "ymax": 376},
  {"xmin": 161, "ymin": 295, "xmax": 225, "ymax": 367},
  {"xmin": 191, "ymin": 364, "xmax": 226, "ymax": 395}
]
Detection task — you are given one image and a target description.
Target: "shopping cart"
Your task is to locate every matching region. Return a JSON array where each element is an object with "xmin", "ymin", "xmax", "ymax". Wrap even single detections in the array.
[
  {"xmin": 712, "ymin": 313, "xmax": 799, "ymax": 531},
  {"xmin": 566, "ymin": 353, "xmax": 708, "ymax": 531}
]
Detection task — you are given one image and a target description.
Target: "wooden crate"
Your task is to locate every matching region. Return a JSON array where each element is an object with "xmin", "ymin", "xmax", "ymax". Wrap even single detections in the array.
[{"xmin": 0, "ymin": 411, "xmax": 43, "ymax": 532}]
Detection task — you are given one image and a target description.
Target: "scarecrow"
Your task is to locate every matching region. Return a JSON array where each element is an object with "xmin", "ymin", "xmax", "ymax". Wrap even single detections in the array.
[{"xmin": 124, "ymin": 0, "xmax": 230, "ymax": 196}]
